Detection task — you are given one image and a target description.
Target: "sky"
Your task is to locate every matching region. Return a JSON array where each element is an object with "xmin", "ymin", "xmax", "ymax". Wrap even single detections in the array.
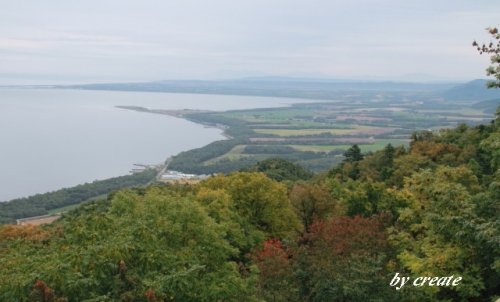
[{"xmin": 0, "ymin": 0, "xmax": 499, "ymax": 84}]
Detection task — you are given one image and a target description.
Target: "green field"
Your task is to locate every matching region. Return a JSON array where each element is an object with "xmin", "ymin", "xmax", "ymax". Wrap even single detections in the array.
[
  {"xmin": 203, "ymin": 144, "xmax": 247, "ymax": 164},
  {"xmin": 289, "ymin": 139, "xmax": 409, "ymax": 153},
  {"xmin": 169, "ymin": 93, "xmax": 494, "ymax": 174},
  {"xmin": 47, "ymin": 203, "xmax": 84, "ymax": 214},
  {"xmin": 253, "ymin": 128, "xmax": 353, "ymax": 136},
  {"xmin": 201, "ymin": 139, "xmax": 409, "ymax": 169},
  {"xmin": 253, "ymin": 125, "xmax": 395, "ymax": 136},
  {"xmin": 47, "ymin": 194, "xmax": 107, "ymax": 214}
]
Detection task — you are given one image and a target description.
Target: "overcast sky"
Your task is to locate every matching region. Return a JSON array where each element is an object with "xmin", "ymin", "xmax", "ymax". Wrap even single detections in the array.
[{"xmin": 1, "ymin": 0, "xmax": 499, "ymax": 84}]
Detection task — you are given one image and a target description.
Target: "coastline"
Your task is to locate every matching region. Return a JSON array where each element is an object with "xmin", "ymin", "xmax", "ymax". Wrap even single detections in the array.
[
  {"xmin": 3, "ymin": 88, "xmax": 317, "ymax": 202},
  {"xmin": 0, "ymin": 89, "xmax": 234, "ymax": 202},
  {"xmin": 4, "ymin": 86, "xmax": 492, "ymax": 204},
  {"xmin": 115, "ymin": 105, "xmax": 233, "ymax": 139}
]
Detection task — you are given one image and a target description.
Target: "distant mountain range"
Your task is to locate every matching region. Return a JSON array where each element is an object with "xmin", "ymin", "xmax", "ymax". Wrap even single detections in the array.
[
  {"xmin": 56, "ymin": 78, "xmax": 500, "ymax": 104},
  {"xmin": 440, "ymin": 79, "xmax": 500, "ymax": 101},
  {"xmin": 472, "ymin": 98, "xmax": 500, "ymax": 114},
  {"xmin": 64, "ymin": 77, "xmax": 458, "ymax": 92}
]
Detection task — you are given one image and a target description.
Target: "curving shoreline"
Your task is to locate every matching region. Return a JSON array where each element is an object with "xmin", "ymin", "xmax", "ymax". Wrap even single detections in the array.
[{"xmin": 115, "ymin": 105, "xmax": 233, "ymax": 138}]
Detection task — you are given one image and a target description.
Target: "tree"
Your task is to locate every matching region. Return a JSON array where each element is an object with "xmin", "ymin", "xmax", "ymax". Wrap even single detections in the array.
[
  {"xmin": 342, "ymin": 145, "xmax": 364, "ymax": 179},
  {"xmin": 382, "ymin": 144, "xmax": 395, "ymax": 166},
  {"xmin": 389, "ymin": 166, "xmax": 490, "ymax": 300},
  {"xmin": 249, "ymin": 239, "xmax": 297, "ymax": 302},
  {"xmin": 343, "ymin": 144, "xmax": 363, "ymax": 163},
  {"xmin": 295, "ymin": 215, "xmax": 394, "ymax": 301},
  {"xmin": 473, "ymin": 27, "xmax": 500, "ymax": 88},
  {"xmin": 289, "ymin": 182, "xmax": 339, "ymax": 231},
  {"xmin": 244, "ymin": 158, "xmax": 313, "ymax": 182},
  {"xmin": 197, "ymin": 172, "xmax": 300, "ymax": 238},
  {"xmin": 0, "ymin": 189, "xmax": 257, "ymax": 301}
]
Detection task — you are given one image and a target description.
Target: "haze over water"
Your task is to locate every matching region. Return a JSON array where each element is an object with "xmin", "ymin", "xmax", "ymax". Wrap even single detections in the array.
[{"xmin": 0, "ymin": 88, "xmax": 307, "ymax": 201}]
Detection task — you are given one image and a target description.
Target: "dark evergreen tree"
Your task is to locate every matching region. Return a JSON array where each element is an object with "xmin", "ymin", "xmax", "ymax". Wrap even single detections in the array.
[{"xmin": 344, "ymin": 144, "xmax": 363, "ymax": 163}]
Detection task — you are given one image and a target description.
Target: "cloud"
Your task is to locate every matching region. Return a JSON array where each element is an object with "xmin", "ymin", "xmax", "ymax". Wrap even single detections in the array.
[
  {"xmin": 0, "ymin": 38, "xmax": 47, "ymax": 51},
  {"xmin": 0, "ymin": 0, "xmax": 499, "ymax": 83}
]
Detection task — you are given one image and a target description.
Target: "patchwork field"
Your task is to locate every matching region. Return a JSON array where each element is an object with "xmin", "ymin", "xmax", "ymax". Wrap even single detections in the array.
[
  {"xmin": 289, "ymin": 139, "xmax": 409, "ymax": 153},
  {"xmin": 164, "ymin": 91, "xmax": 495, "ymax": 173},
  {"xmin": 253, "ymin": 126, "xmax": 396, "ymax": 136}
]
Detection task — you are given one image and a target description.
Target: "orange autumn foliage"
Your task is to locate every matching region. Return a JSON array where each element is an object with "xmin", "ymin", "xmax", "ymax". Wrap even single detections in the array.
[
  {"xmin": 145, "ymin": 288, "xmax": 158, "ymax": 302},
  {"xmin": 29, "ymin": 279, "xmax": 67, "ymax": 302},
  {"xmin": 305, "ymin": 215, "xmax": 388, "ymax": 256},
  {"xmin": 250, "ymin": 239, "xmax": 292, "ymax": 284},
  {"xmin": 0, "ymin": 224, "xmax": 53, "ymax": 243},
  {"xmin": 410, "ymin": 141, "xmax": 461, "ymax": 162}
]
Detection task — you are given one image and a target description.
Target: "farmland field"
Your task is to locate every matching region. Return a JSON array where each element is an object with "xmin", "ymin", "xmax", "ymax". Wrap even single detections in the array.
[
  {"xmin": 289, "ymin": 139, "xmax": 409, "ymax": 153},
  {"xmin": 253, "ymin": 126, "xmax": 395, "ymax": 136},
  {"xmin": 160, "ymin": 89, "xmax": 496, "ymax": 174}
]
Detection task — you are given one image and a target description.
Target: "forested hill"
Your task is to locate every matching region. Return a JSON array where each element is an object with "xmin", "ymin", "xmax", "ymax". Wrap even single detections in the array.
[
  {"xmin": 0, "ymin": 169, "xmax": 157, "ymax": 224},
  {"xmin": 0, "ymin": 109, "xmax": 498, "ymax": 301},
  {"xmin": 440, "ymin": 79, "xmax": 500, "ymax": 101}
]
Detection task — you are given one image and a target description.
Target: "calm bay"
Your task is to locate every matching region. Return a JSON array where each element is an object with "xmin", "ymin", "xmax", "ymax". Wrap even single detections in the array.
[{"xmin": 0, "ymin": 88, "xmax": 310, "ymax": 201}]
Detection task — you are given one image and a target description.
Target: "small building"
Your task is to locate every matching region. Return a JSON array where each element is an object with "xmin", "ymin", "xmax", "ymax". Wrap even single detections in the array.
[{"xmin": 160, "ymin": 170, "xmax": 208, "ymax": 183}]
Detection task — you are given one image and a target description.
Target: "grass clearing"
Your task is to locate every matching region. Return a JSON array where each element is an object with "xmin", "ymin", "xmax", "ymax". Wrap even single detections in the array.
[
  {"xmin": 226, "ymin": 108, "xmax": 315, "ymax": 122},
  {"xmin": 289, "ymin": 139, "xmax": 409, "ymax": 153},
  {"xmin": 254, "ymin": 128, "xmax": 358, "ymax": 136},
  {"xmin": 203, "ymin": 144, "xmax": 247, "ymax": 164},
  {"xmin": 48, "ymin": 203, "xmax": 84, "ymax": 214},
  {"xmin": 253, "ymin": 125, "xmax": 395, "ymax": 136},
  {"xmin": 47, "ymin": 194, "xmax": 107, "ymax": 214}
]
